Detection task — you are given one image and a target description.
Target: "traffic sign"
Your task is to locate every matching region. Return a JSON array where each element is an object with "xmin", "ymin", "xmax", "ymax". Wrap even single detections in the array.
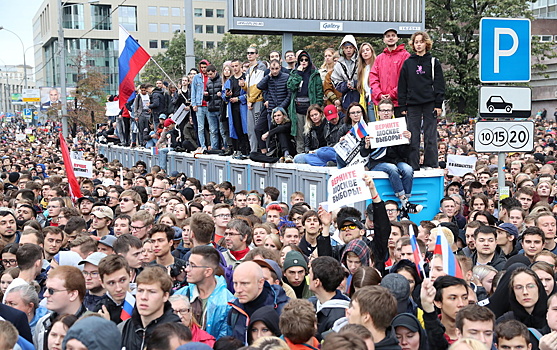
[
  {"xmin": 479, "ymin": 18, "xmax": 531, "ymax": 82},
  {"xmin": 478, "ymin": 86, "xmax": 531, "ymax": 118},
  {"xmin": 474, "ymin": 121, "xmax": 534, "ymax": 152},
  {"xmin": 23, "ymin": 108, "xmax": 32, "ymax": 116}
]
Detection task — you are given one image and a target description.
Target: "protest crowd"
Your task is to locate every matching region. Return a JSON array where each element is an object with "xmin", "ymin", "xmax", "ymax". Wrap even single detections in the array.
[{"xmin": 2, "ymin": 28, "xmax": 557, "ymax": 350}]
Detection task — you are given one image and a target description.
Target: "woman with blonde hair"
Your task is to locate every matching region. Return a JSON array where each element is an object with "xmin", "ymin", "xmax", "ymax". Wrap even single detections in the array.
[
  {"xmin": 293, "ymin": 104, "xmax": 337, "ymax": 166},
  {"xmin": 356, "ymin": 42, "xmax": 376, "ymax": 114},
  {"xmin": 472, "ymin": 265, "xmax": 498, "ymax": 295},
  {"xmin": 321, "ymin": 49, "xmax": 342, "ymax": 107}
]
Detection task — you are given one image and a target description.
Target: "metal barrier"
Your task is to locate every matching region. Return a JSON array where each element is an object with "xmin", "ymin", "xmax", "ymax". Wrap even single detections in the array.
[{"xmin": 98, "ymin": 145, "xmax": 444, "ymax": 221}]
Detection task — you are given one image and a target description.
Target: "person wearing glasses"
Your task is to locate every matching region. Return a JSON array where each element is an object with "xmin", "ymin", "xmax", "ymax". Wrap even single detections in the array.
[
  {"xmin": 223, "ymin": 219, "xmax": 252, "ymax": 268},
  {"xmin": 118, "ymin": 190, "xmax": 141, "ymax": 217},
  {"xmin": 243, "ymin": 45, "xmax": 267, "ymax": 155},
  {"xmin": 130, "ymin": 210, "xmax": 155, "ymax": 242},
  {"xmin": 361, "ymin": 98, "xmax": 423, "ymax": 218},
  {"xmin": 287, "ymin": 51, "xmax": 323, "ymax": 154},
  {"xmin": 78, "ymin": 252, "xmax": 107, "ymax": 310},
  {"xmin": 331, "ymin": 35, "xmax": 360, "ymax": 111},
  {"xmin": 34, "ymin": 266, "xmax": 88, "ymax": 349},
  {"xmin": 212, "ymin": 203, "xmax": 232, "ymax": 243},
  {"xmin": 174, "ymin": 245, "xmax": 234, "ymax": 341}
]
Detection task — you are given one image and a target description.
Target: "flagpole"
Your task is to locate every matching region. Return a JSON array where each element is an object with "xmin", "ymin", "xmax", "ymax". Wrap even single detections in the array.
[{"xmin": 148, "ymin": 57, "xmax": 188, "ymax": 101}]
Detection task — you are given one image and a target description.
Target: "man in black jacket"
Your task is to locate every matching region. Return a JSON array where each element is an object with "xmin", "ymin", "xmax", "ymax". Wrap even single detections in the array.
[
  {"xmin": 120, "ymin": 266, "xmax": 180, "ymax": 350},
  {"xmin": 204, "ymin": 65, "xmax": 224, "ymax": 150},
  {"xmin": 148, "ymin": 85, "xmax": 166, "ymax": 128},
  {"xmin": 93, "ymin": 254, "xmax": 133, "ymax": 324},
  {"xmin": 257, "ymin": 60, "xmax": 291, "ymax": 151}
]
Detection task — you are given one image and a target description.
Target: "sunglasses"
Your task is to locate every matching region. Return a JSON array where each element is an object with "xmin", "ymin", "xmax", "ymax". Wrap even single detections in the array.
[
  {"xmin": 340, "ymin": 224, "xmax": 358, "ymax": 231},
  {"xmin": 246, "ymin": 51, "xmax": 256, "ymax": 55},
  {"xmin": 299, "ymin": 58, "xmax": 309, "ymax": 62}
]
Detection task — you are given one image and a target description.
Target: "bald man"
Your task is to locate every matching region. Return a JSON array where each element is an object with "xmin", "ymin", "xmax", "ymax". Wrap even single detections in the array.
[{"xmin": 227, "ymin": 261, "xmax": 290, "ymax": 344}]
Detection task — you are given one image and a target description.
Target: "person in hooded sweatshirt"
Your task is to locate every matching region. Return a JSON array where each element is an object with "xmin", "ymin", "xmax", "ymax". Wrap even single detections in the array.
[
  {"xmin": 341, "ymin": 238, "xmax": 372, "ymax": 293},
  {"xmin": 331, "ymin": 35, "xmax": 360, "ymax": 111},
  {"xmin": 246, "ymin": 305, "xmax": 281, "ymax": 345},
  {"xmin": 62, "ymin": 316, "xmax": 121, "ymax": 350},
  {"xmin": 392, "ymin": 313, "xmax": 429, "ymax": 350},
  {"xmin": 287, "ymin": 51, "xmax": 323, "ymax": 154},
  {"xmin": 398, "ymin": 31, "xmax": 445, "ymax": 171}
]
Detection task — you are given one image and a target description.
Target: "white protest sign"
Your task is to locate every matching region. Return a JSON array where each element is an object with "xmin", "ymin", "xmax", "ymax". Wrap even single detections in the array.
[
  {"xmin": 447, "ymin": 154, "xmax": 477, "ymax": 176},
  {"xmin": 333, "ymin": 133, "xmax": 368, "ymax": 167},
  {"xmin": 367, "ymin": 118, "xmax": 410, "ymax": 148},
  {"xmin": 327, "ymin": 164, "xmax": 371, "ymax": 211},
  {"xmin": 105, "ymin": 101, "xmax": 120, "ymax": 116},
  {"xmin": 72, "ymin": 159, "xmax": 93, "ymax": 178},
  {"xmin": 24, "ymin": 128, "xmax": 33, "ymax": 135},
  {"xmin": 15, "ymin": 134, "xmax": 26, "ymax": 141},
  {"xmin": 171, "ymin": 103, "xmax": 189, "ymax": 125}
]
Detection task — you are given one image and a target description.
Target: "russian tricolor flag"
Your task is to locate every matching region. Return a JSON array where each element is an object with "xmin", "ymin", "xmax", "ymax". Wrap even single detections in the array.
[
  {"xmin": 151, "ymin": 147, "xmax": 159, "ymax": 155},
  {"xmin": 351, "ymin": 121, "xmax": 369, "ymax": 140},
  {"xmin": 119, "ymin": 26, "xmax": 151, "ymax": 110},
  {"xmin": 409, "ymin": 226, "xmax": 426, "ymax": 278},
  {"xmin": 120, "ymin": 291, "xmax": 135, "ymax": 321},
  {"xmin": 434, "ymin": 231, "xmax": 463, "ymax": 278}
]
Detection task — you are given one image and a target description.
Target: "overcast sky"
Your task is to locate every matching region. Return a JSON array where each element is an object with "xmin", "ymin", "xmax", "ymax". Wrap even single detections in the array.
[{"xmin": 0, "ymin": 0, "xmax": 45, "ymax": 67}]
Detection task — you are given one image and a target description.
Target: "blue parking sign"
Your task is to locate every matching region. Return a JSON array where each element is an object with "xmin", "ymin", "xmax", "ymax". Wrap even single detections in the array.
[{"xmin": 479, "ymin": 18, "xmax": 531, "ymax": 83}]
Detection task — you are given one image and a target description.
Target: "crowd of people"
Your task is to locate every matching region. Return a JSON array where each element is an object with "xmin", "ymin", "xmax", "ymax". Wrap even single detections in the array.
[
  {"xmin": 1, "ymin": 28, "xmax": 557, "ymax": 350},
  {"xmin": 104, "ymin": 29, "xmax": 445, "ymax": 176}
]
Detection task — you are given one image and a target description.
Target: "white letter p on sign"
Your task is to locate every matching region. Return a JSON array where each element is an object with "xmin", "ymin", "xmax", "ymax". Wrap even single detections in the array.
[{"xmin": 494, "ymin": 28, "xmax": 519, "ymax": 73}]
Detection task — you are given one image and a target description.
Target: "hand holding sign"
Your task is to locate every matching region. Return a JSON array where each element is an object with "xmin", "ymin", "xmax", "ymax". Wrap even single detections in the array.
[
  {"xmin": 367, "ymin": 118, "xmax": 410, "ymax": 148},
  {"xmin": 327, "ymin": 164, "xmax": 372, "ymax": 211}
]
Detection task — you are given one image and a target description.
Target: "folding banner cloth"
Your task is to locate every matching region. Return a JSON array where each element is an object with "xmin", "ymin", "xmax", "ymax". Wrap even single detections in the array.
[
  {"xmin": 119, "ymin": 26, "xmax": 151, "ymax": 110},
  {"xmin": 59, "ymin": 133, "xmax": 83, "ymax": 201}
]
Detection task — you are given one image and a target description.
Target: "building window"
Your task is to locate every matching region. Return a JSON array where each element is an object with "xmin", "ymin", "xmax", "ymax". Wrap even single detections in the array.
[
  {"xmin": 217, "ymin": 25, "xmax": 225, "ymax": 34},
  {"xmin": 149, "ymin": 40, "xmax": 158, "ymax": 48},
  {"xmin": 119, "ymin": 6, "xmax": 137, "ymax": 31},
  {"xmin": 205, "ymin": 9, "xmax": 214, "ymax": 17},
  {"xmin": 195, "ymin": 25, "xmax": 203, "ymax": 33},
  {"xmin": 206, "ymin": 41, "xmax": 215, "ymax": 49},
  {"xmin": 217, "ymin": 9, "xmax": 225, "ymax": 18},
  {"xmin": 91, "ymin": 4, "xmax": 111, "ymax": 30},
  {"xmin": 171, "ymin": 7, "xmax": 180, "ymax": 16},
  {"xmin": 540, "ymin": 35, "xmax": 553, "ymax": 42},
  {"xmin": 62, "ymin": 4, "xmax": 84, "ymax": 29},
  {"xmin": 148, "ymin": 6, "xmax": 157, "ymax": 16},
  {"xmin": 160, "ymin": 7, "xmax": 169, "ymax": 16},
  {"xmin": 149, "ymin": 23, "xmax": 158, "ymax": 32},
  {"xmin": 205, "ymin": 25, "xmax": 214, "ymax": 34},
  {"xmin": 161, "ymin": 40, "xmax": 169, "ymax": 48},
  {"xmin": 160, "ymin": 23, "xmax": 169, "ymax": 33},
  {"xmin": 172, "ymin": 24, "xmax": 181, "ymax": 33},
  {"xmin": 194, "ymin": 8, "xmax": 202, "ymax": 17}
]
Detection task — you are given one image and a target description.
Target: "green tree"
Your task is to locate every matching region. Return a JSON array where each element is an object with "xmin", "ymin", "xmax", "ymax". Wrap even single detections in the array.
[{"xmin": 426, "ymin": 0, "xmax": 556, "ymax": 121}]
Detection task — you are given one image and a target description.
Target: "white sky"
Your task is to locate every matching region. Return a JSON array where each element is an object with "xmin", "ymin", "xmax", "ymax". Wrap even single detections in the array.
[{"xmin": 0, "ymin": 0, "xmax": 45, "ymax": 67}]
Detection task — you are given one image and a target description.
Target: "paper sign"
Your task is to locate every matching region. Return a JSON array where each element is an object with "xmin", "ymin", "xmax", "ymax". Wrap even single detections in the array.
[
  {"xmin": 72, "ymin": 159, "xmax": 93, "ymax": 178},
  {"xmin": 172, "ymin": 103, "xmax": 189, "ymax": 125},
  {"xmin": 105, "ymin": 101, "xmax": 120, "ymax": 116},
  {"xmin": 334, "ymin": 133, "xmax": 368, "ymax": 166},
  {"xmin": 367, "ymin": 118, "xmax": 410, "ymax": 148},
  {"xmin": 447, "ymin": 154, "xmax": 477, "ymax": 176},
  {"xmin": 25, "ymin": 128, "xmax": 33, "ymax": 135},
  {"xmin": 15, "ymin": 134, "xmax": 25, "ymax": 141},
  {"xmin": 327, "ymin": 164, "xmax": 371, "ymax": 211}
]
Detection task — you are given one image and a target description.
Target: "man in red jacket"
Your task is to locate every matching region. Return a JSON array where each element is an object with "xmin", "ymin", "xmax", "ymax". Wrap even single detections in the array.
[{"xmin": 369, "ymin": 28, "xmax": 410, "ymax": 117}]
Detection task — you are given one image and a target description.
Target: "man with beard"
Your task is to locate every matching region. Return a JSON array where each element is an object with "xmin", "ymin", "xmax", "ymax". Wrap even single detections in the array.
[
  {"xmin": 78, "ymin": 196, "xmax": 95, "ymax": 229},
  {"xmin": 15, "ymin": 203, "xmax": 36, "ymax": 229},
  {"xmin": 0, "ymin": 211, "xmax": 20, "ymax": 244}
]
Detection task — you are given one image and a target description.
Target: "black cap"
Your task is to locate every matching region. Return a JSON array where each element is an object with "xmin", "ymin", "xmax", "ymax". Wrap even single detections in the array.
[{"xmin": 340, "ymin": 217, "xmax": 364, "ymax": 230}]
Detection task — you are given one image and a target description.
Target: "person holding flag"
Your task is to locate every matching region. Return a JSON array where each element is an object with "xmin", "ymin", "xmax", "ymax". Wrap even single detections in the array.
[{"xmin": 360, "ymin": 98, "xmax": 422, "ymax": 217}]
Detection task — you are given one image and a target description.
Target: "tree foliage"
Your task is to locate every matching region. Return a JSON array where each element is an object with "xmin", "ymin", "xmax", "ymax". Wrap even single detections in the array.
[{"xmin": 426, "ymin": 0, "xmax": 556, "ymax": 121}]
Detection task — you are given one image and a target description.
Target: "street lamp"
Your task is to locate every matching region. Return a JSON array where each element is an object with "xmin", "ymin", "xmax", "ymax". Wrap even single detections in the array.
[
  {"xmin": 0, "ymin": 26, "xmax": 28, "ymax": 89},
  {"xmin": 58, "ymin": 0, "xmax": 69, "ymax": 138}
]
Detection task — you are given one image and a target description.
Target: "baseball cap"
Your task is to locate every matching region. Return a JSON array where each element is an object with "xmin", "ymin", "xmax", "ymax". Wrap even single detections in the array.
[
  {"xmin": 254, "ymin": 259, "xmax": 283, "ymax": 281},
  {"xmin": 79, "ymin": 252, "xmax": 107, "ymax": 266},
  {"xmin": 384, "ymin": 28, "xmax": 398, "ymax": 35},
  {"xmin": 98, "ymin": 235, "xmax": 117, "ymax": 248},
  {"xmin": 340, "ymin": 217, "xmax": 364, "ymax": 230},
  {"xmin": 324, "ymin": 105, "xmax": 339, "ymax": 121},
  {"xmin": 77, "ymin": 196, "xmax": 95, "ymax": 205},
  {"xmin": 91, "ymin": 206, "xmax": 114, "ymax": 220},
  {"xmin": 497, "ymin": 223, "xmax": 519, "ymax": 239}
]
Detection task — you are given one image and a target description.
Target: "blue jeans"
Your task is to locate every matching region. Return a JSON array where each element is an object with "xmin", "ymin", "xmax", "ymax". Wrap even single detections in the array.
[
  {"xmin": 294, "ymin": 147, "xmax": 336, "ymax": 166},
  {"xmin": 372, "ymin": 162, "xmax": 414, "ymax": 197},
  {"xmin": 196, "ymin": 106, "xmax": 209, "ymax": 149},
  {"xmin": 207, "ymin": 110, "xmax": 221, "ymax": 149},
  {"xmin": 158, "ymin": 147, "xmax": 173, "ymax": 170}
]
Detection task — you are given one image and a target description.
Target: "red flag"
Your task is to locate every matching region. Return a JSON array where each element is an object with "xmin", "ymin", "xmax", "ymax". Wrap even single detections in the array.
[{"xmin": 59, "ymin": 133, "xmax": 82, "ymax": 201}]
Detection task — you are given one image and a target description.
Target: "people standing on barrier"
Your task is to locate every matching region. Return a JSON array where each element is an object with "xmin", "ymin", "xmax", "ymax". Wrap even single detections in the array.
[
  {"xmin": 287, "ymin": 51, "xmax": 324, "ymax": 155},
  {"xmin": 192, "ymin": 60, "xmax": 211, "ymax": 152},
  {"xmin": 204, "ymin": 65, "xmax": 223, "ymax": 151},
  {"xmin": 332, "ymin": 35, "xmax": 360, "ymax": 111},
  {"xmin": 224, "ymin": 59, "xmax": 249, "ymax": 160},
  {"xmin": 360, "ymin": 99, "xmax": 423, "ymax": 218},
  {"xmin": 133, "ymin": 84, "xmax": 153, "ymax": 147},
  {"xmin": 398, "ymin": 31, "xmax": 446, "ymax": 171},
  {"xmin": 220, "ymin": 64, "xmax": 233, "ymax": 155},
  {"xmin": 156, "ymin": 118, "xmax": 180, "ymax": 172},
  {"xmin": 322, "ymin": 50, "xmax": 342, "ymax": 108},
  {"xmin": 369, "ymin": 28, "xmax": 411, "ymax": 117},
  {"xmin": 243, "ymin": 45, "xmax": 267, "ymax": 155},
  {"xmin": 356, "ymin": 43, "xmax": 376, "ymax": 115}
]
